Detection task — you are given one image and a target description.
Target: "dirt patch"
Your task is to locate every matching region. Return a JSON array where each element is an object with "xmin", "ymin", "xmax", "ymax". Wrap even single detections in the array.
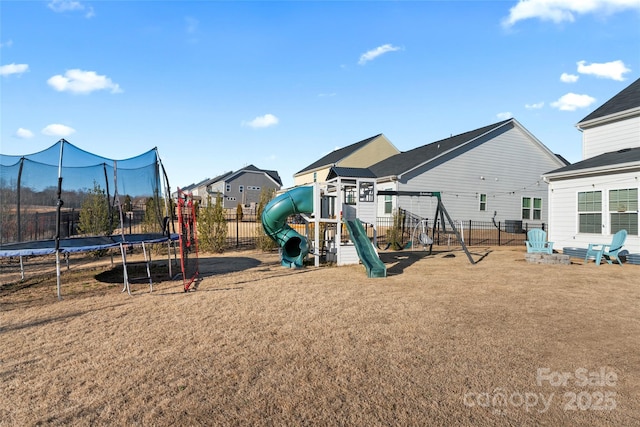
[{"xmin": 1, "ymin": 247, "xmax": 639, "ymax": 426}]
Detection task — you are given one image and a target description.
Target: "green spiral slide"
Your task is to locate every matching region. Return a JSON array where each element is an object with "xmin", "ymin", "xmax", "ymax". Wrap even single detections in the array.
[{"xmin": 261, "ymin": 186, "xmax": 314, "ymax": 268}]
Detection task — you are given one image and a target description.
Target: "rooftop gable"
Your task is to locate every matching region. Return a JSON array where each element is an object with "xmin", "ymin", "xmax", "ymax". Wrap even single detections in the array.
[
  {"xmin": 578, "ymin": 77, "xmax": 640, "ymax": 125},
  {"xmin": 295, "ymin": 134, "xmax": 383, "ymax": 174},
  {"xmin": 225, "ymin": 164, "xmax": 282, "ymax": 186}
]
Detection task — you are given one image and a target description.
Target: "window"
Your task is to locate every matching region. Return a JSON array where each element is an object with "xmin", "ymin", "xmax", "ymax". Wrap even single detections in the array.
[
  {"xmin": 578, "ymin": 191, "xmax": 602, "ymax": 233},
  {"xmin": 225, "ymin": 183, "xmax": 231, "ymax": 193},
  {"xmin": 384, "ymin": 189, "xmax": 393, "ymax": 214},
  {"xmin": 479, "ymin": 194, "xmax": 487, "ymax": 211},
  {"xmin": 610, "ymin": 188, "xmax": 638, "ymax": 235},
  {"xmin": 533, "ymin": 198, "xmax": 542, "ymax": 220},
  {"xmin": 359, "ymin": 182, "xmax": 374, "ymax": 202},
  {"xmin": 344, "ymin": 187, "xmax": 356, "ymax": 205},
  {"xmin": 522, "ymin": 197, "xmax": 542, "ymax": 220},
  {"xmin": 313, "ymin": 172, "xmax": 317, "ymax": 182},
  {"xmin": 239, "ymin": 185, "xmax": 244, "ymax": 193}
]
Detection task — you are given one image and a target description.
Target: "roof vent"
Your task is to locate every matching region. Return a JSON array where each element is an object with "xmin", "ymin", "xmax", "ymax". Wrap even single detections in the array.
[{"xmin": 618, "ymin": 148, "xmax": 631, "ymax": 153}]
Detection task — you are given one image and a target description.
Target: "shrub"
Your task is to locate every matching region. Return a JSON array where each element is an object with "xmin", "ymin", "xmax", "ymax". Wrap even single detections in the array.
[
  {"xmin": 78, "ymin": 181, "xmax": 116, "ymax": 236},
  {"xmin": 255, "ymin": 188, "xmax": 277, "ymax": 252},
  {"xmin": 198, "ymin": 195, "xmax": 227, "ymax": 253},
  {"xmin": 386, "ymin": 209, "xmax": 405, "ymax": 250}
]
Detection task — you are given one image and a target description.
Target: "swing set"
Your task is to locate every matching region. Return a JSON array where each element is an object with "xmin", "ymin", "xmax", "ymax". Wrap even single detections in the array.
[{"xmin": 377, "ymin": 190, "xmax": 476, "ymax": 265}]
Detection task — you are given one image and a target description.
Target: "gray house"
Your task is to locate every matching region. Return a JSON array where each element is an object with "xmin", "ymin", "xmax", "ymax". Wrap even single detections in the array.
[
  {"xmin": 369, "ymin": 118, "xmax": 568, "ymax": 225},
  {"xmin": 180, "ymin": 165, "xmax": 282, "ymax": 210}
]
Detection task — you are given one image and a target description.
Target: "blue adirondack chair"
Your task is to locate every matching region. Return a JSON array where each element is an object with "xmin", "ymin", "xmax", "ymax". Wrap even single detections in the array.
[
  {"xmin": 525, "ymin": 229, "xmax": 553, "ymax": 254},
  {"xmin": 584, "ymin": 229, "xmax": 627, "ymax": 266}
]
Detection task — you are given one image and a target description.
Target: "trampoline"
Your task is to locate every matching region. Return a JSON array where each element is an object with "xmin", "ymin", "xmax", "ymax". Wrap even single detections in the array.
[{"xmin": 0, "ymin": 139, "xmax": 178, "ymax": 298}]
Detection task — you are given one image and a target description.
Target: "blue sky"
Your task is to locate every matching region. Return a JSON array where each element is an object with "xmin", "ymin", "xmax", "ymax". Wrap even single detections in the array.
[{"xmin": 1, "ymin": 0, "xmax": 639, "ymax": 190}]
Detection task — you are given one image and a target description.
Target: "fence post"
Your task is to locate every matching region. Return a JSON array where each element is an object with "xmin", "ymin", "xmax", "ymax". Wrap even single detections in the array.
[
  {"xmin": 498, "ymin": 221, "xmax": 501, "ymax": 246},
  {"xmin": 468, "ymin": 219, "xmax": 472, "ymax": 246},
  {"xmin": 401, "ymin": 208, "xmax": 406, "ymax": 247},
  {"xmin": 236, "ymin": 216, "xmax": 239, "ymax": 247}
]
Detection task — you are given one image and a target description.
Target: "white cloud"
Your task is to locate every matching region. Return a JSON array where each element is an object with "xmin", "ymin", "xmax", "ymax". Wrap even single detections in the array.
[
  {"xmin": 0, "ymin": 39, "xmax": 13, "ymax": 48},
  {"xmin": 48, "ymin": 0, "xmax": 82, "ymax": 12},
  {"xmin": 577, "ymin": 60, "xmax": 631, "ymax": 81},
  {"xmin": 16, "ymin": 128, "xmax": 34, "ymax": 139},
  {"xmin": 42, "ymin": 124, "xmax": 76, "ymax": 137},
  {"xmin": 525, "ymin": 102, "xmax": 545, "ymax": 110},
  {"xmin": 497, "ymin": 112, "xmax": 513, "ymax": 120},
  {"xmin": 0, "ymin": 63, "xmax": 29, "ymax": 77},
  {"xmin": 47, "ymin": 69, "xmax": 123, "ymax": 94},
  {"xmin": 358, "ymin": 44, "xmax": 402, "ymax": 65},
  {"xmin": 502, "ymin": 0, "xmax": 640, "ymax": 27},
  {"xmin": 551, "ymin": 93, "xmax": 596, "ymax": 111},
  {"xmin": 48, "ymin": 1, "xmax": 94, "ymax": 18},
  {"xmin": 318, "ymin": 92, "xmax": 337, "ymax": 97},
  {"xmin": 560, "ymin": 72, "xmax": 579, "ymax": 83},
  {"xmin": 242, "ymin": 114, "xmax": 279, "ymax": 128}
]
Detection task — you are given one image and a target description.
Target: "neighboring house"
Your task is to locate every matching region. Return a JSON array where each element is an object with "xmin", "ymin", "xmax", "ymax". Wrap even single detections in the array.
[
  {"xmin": 177, "ymin": 165, "xmax": 282, "ymax": 210},
  {"xmin": 369, "ymin": 118, "xmax": 568, "ymax": 225},
  {"xmin": 294, "ymin": 134, "xmax": 400, "ymax": 186},
  {"xmin": 543, "ymin": 77, "xmax": 640, "ymax": 255}
]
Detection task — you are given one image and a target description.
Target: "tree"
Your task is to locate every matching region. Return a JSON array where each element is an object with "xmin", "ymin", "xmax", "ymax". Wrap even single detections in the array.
[
  {"xmin": 255, "ymin": 188, "xmax": 277, "ymax": 251},
  {"xmin": 198, "ymin": 195, "xmax": 227, "ymax": 253},
  {"xmin": 78, "ymin": 182, "xmax": 116, "ymax": 236},
  {"xmin": 236, "ymin": 203, "xmax": 244, "ymax": 221},
  {"xmin": 386, "ymin": 209, "xmax": 406, "ymax": 250},
  {"xmin": 142, "ymin": 196, "xmax": 162, "ymax": 233},
  {"xmin": 123, "ymin": 195, "xmax": 132, "ymax": 212}
]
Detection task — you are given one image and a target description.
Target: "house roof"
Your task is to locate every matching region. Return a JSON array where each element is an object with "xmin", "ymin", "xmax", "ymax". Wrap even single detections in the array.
[
  {"xmin": 205, "ymin": 171, "xmax": 234, "ymax": 187},
  {"xmin": 229, "ymin": 164, "xmax": 282, "ymax": 186},
  {"xmin": 544, "ymin": 147, "xmax": 640, "ymax": 178},
  {"xmin": 206, "ymin": 165, "xmax": 282, "ymax": 187},
  {"xmin": 369, "ymin": 119, "xmax": 513, "ymax": 178},
  {"xmin": 295, "ymin": 134, "xmax": 383, "ymax": 174},
  {"xmin": 578, "ymin": 77, "xmax": 640, "ymax": 124},
  {"xmin": 187, "ymin": 165, "xmax": 282, "ymax": 190},
  {"xmin": 326, "ymin": 166, "xmax": 377, "ymax": 180}
]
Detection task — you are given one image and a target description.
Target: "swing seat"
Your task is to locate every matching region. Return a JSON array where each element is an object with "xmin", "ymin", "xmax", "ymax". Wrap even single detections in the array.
[{"xmin": 418, "ymin": 233, "xmax": 432, "ymax": 245}]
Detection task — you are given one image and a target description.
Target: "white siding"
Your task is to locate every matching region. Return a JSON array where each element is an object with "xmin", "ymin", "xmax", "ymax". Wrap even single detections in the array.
[
  {"xmin": 547, "ymin": 172, "xmax": 640, "ymax": 254},
  {"xmin": 583, "ymin": 116, "xmax": 640, "ymax": 159},
  {"xmin": 337, "ymin": 244, "xmax": 359, "ymax": 266},
  {"xmin": 399, "ymin": 125, "xmax": 563, "ymax": 224}
]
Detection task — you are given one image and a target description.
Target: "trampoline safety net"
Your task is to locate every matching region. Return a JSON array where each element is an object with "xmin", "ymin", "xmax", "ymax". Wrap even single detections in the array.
[{"xmin": 0, "ymin": 139, "xmax": 173, "ymax": 246}]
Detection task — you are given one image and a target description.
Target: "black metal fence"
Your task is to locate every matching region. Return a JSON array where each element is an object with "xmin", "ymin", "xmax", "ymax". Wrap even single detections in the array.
[
  {"xmin": 215, "ymin": 211, "xmax": 544, "ymax": 250},
  {"xmin": 3, "ymin": 208, "xmax": 543, "ymax": 250},
  {"xmin": 374, "ymin": 215, "xmax": 545, "ymax": 249}
]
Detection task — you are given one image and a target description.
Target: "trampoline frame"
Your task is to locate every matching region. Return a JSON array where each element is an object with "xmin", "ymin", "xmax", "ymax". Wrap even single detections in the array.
[{"xmin": 0, "ymin": 233, "xmax": 180, "ymax": 297}]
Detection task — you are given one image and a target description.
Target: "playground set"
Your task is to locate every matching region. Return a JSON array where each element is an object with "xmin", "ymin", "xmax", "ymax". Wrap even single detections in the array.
[{"xmin": 261, "ymin": 168, "xmax": 474, "ymax": 278}]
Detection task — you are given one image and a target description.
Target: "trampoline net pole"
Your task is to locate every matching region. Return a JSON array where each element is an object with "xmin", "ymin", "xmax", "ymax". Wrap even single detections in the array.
[
  {"xmin": 120, "ymin": 242, "xmax": 131, "ymax": 295},
  {"xmin": 55, "ymin": 140, "xmax": 65, "ymax": 300}
]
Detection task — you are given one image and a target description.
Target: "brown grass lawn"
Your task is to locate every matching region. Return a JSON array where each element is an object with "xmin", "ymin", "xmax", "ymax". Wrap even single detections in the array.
[{"xmin": 1, "ymin": 247, "xmax": 639, "ymax": 426}]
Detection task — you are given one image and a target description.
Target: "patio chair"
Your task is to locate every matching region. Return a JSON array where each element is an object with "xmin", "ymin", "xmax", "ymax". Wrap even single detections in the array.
[
  {"xmin": 584, "ymin": 229, "xmax": 627, "ymax": 266},
  {"xmin": 525, "ymin": 229, "xmax": 553, "ymax": 254}
]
